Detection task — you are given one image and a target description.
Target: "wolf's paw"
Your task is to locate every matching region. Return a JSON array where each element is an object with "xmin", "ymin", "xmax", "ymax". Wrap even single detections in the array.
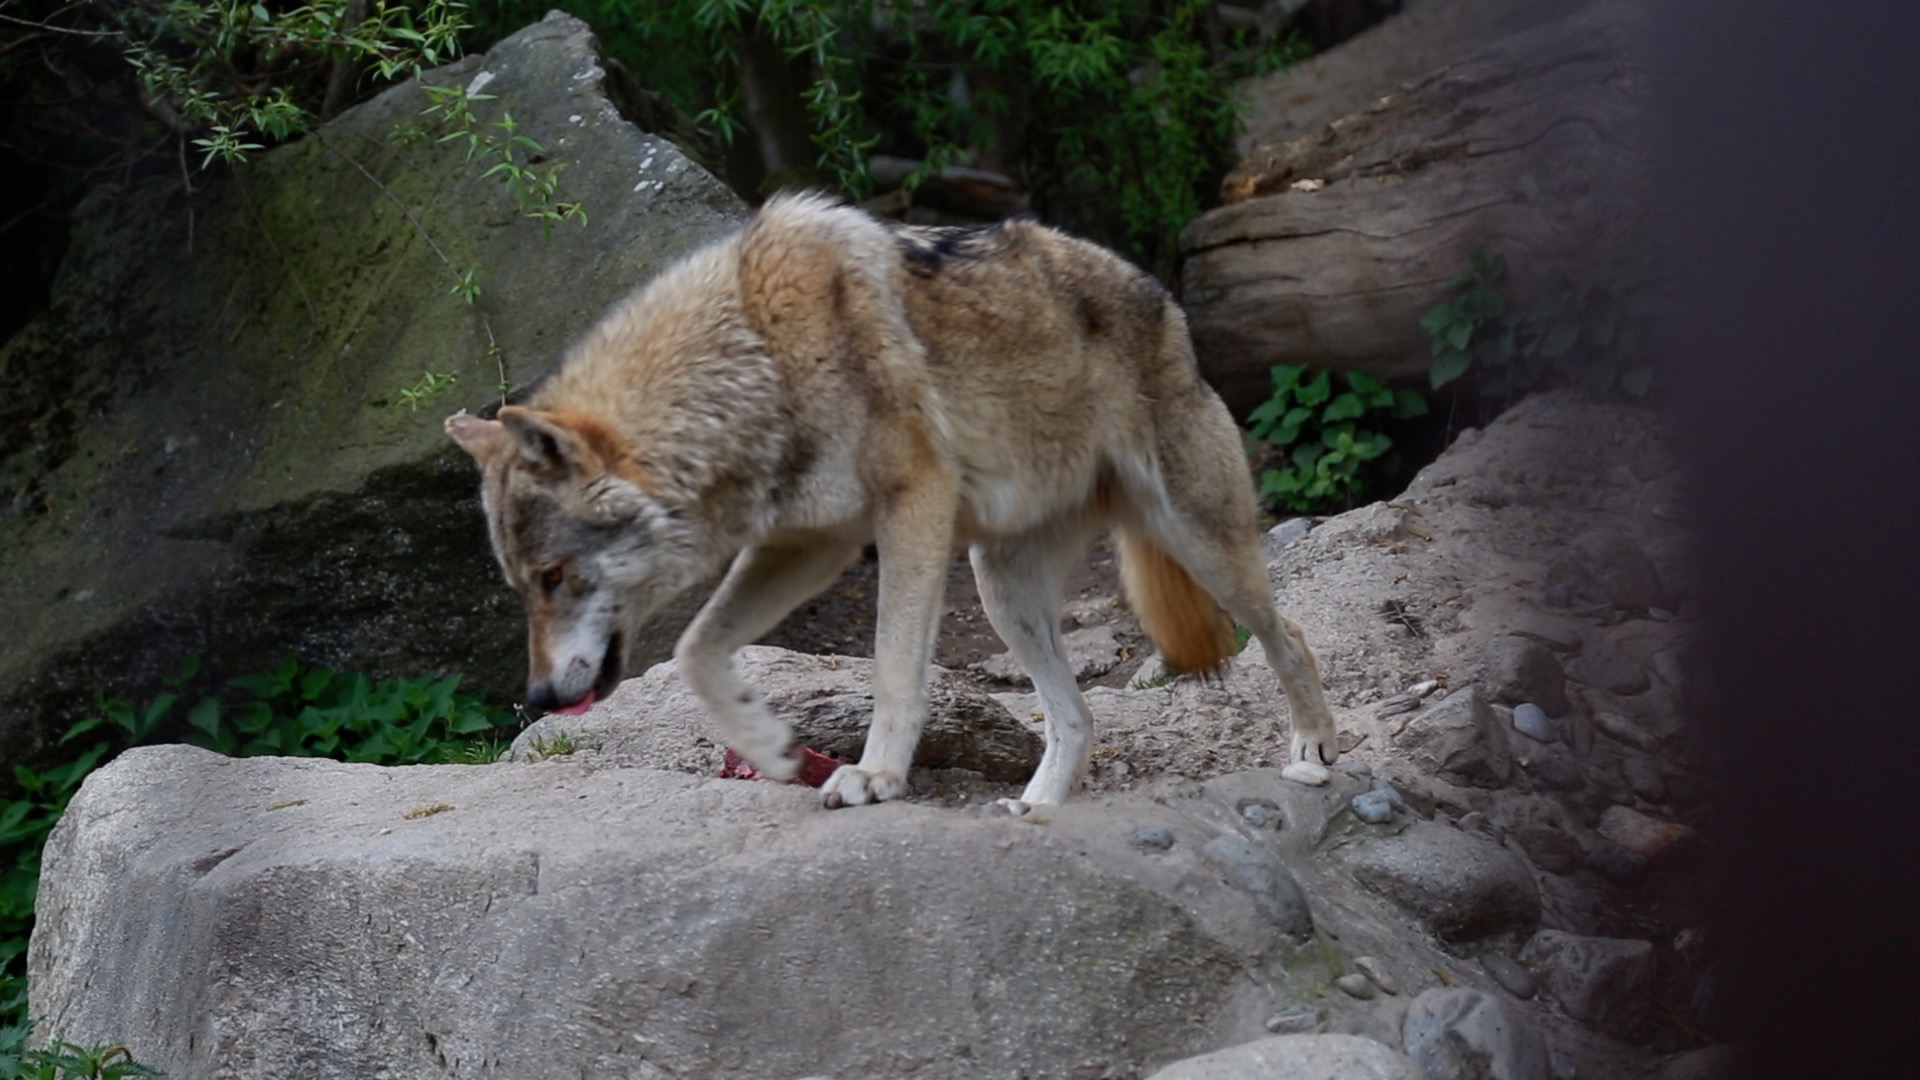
[
  {"xmin": 820, "ymin": 765, "xmax": 906, "ymax": 809},
  {"xmin": 1291, "ymin": 730, "xmax": 1339, "ymax": 768}
]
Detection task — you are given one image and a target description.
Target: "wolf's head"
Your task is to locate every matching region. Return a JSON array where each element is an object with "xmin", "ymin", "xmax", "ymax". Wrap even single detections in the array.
[{"xmin": 447, "ymin": 407, "xmax": 697, "ymax": 715}]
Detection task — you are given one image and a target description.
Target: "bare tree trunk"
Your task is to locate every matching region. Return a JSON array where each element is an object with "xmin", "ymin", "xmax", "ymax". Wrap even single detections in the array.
[{"xmin": 734, "ymin": 19, "xmax": 821, "ymax": 193}]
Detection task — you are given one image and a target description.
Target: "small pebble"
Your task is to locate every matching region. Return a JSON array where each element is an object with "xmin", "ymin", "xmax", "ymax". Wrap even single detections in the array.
[
  {"xmin": 1282, "ymin": 761, "xmax": 1330, "ymax": 786},
  {"xmin": 1651, "ymin": 502, "xmax": 1685, "ymax": 522},
  {"xmin": 1544, "ymin": 580, "xmax": 1574, "ymax": 608},
  {"xmin": 1334, "ymin": 972, "xmax": 1376, "ymax": 1000},
  {"xmin": 1457, "ymin": 811, "xmax": 1489, "ymax": 834},
  {"xmin": 1551, "ymin": 1047, "xmax": 1577, "ymax": 1079},
  {"xmin": 1240, "ymin": 802, "xmax": 1283, "ymax": 829},
  {"xmin": 1585, "ymin": 839, "xmax": 1649, "ymax": 883},
  {"xmin": 1648, "ymin": 606, "xmax": 1676, "ymax": 621},
  {"xmin": 1268, "ymin": 518, "xmax": 1312, "ymax": 546},
  {"xmin": 1264, "ymin": 1004, "xmax": 1321, "ymax": 1034},
  {"xmin": 1353, "ymin": 955, "xmax": 1400, "ymax": 995},
  {"xmin": 1512, "ymin": 702, "xmax": 1557, "ymax": 743},
  {"xmin": 1409, "ymin": 678, "xmax": 1440, "ymax": 698},
  {"xmin": 1481, "ymin": 953, "xmax": 1537, "ymax": 999},
  {"xmin": 1130, "ymin": 826, "xmax": 1175, "ymax": 852},
  {"xmin": 1351, "ymin": 789, "xmax": 1395, "ymax": 824}
]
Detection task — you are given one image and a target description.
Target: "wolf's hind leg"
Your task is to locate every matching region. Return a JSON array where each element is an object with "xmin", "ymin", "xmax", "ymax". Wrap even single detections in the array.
[
  {"xmin": 971, "ymin": 516, "xmax": 1100, "ymax": 808},
  {"xmin": 1127, "ymin": 453, "xmax": 1341, "ymax": 767},
  {"xmin": 677, "ymin": 540, "xmax": 861, "ymax": 779}
]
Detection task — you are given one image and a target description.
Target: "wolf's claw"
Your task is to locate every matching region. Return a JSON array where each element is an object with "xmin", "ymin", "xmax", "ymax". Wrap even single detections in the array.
[
  {"xmin": 820, "ymin": 765, "xmax": 906, "ymax": 808},
  {"xmin": 1291, "ymin": 732, "xmax": 1339, "ymax": 768}
]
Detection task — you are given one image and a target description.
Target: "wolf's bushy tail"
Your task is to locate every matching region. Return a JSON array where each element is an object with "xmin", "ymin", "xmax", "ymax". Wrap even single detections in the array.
[{"xmin": 1116, "ymin": 527, "xmax": 1236, "ymax": 676}]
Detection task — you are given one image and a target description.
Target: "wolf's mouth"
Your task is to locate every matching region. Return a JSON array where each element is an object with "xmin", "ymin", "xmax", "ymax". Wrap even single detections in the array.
[{"xmin": 547, "ymin": 630, "xmax": 625, "ymax": 717}]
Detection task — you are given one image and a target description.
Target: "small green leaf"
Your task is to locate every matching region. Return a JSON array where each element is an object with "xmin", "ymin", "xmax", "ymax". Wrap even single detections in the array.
[
  {"xmin": 1296, "ymin": 370, "xmax": 1332, "ymax": 407},
  {"xmin": 1321, "ymin": 392, "xmax": 1364, "ymax": 422},
  {"xmin": 1430, "ymin": 348, "xmax": 1471, "ymax": 389},
  {"xmin": 188, "ymin": 697, "xmax": 223, "ymax": 737},
  {"xmin": 1393, "ymin": 389, "xmax": 1430, "ymax": 418}
]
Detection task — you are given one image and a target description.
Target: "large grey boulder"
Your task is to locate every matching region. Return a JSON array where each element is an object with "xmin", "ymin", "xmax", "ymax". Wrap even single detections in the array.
[
  {"xmin": 31, "ymin": 741, "xmax": 1612, "ymax": 1079},
  {"xmin": 0, "ymin": 14, "xmax": 744, "ymax": 770}
]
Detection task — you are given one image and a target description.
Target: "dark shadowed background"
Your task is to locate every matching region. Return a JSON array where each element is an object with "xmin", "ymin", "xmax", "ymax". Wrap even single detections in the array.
[{"xmin": 1654, "ymin": 4, "xmax": 1920, "ymax": 1076}]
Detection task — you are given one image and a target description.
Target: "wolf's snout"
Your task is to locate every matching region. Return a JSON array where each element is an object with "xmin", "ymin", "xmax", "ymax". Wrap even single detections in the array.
[{"xmin": 525, "ymin": 680, "xmax": 565, "ymax": 711}]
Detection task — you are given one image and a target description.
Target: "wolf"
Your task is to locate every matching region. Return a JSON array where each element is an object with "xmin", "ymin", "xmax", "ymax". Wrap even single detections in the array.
[{"xmin": 446, "ymin": 193, "xmax": 1340, "ymax": 809}]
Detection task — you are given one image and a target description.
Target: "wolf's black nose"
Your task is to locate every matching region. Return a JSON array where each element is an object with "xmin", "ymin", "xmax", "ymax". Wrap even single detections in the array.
[{"xmin": 526, "ymin": 682, "xmax": 561, "ymax": 711}]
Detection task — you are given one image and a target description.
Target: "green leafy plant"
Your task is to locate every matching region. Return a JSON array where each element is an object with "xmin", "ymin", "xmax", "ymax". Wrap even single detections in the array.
[
  {"xmin": 473, "ymin": 0, "xmax": 1312, "ymax": 274},
  {"xmin": 1420, "ymin": 250, "xmax": 1659, "ymax": 398},
  {"xmin": 524, "ymin": 730, "xmax": 578, "ymax": 760},
  {"xmin": 2, "ymin": 654, "xmax": 520, "ymax": 1049},
  {"xmin": 0, "ymin": 1016, "xmax": 162, "ymax": 1080},
  {"xmin": 1247, "ymin": 364, "xmax": 1428, "ymax": 513},
  {"xmin": 397, "ymin": 370, "xmax": 459, "ymax": 412}
]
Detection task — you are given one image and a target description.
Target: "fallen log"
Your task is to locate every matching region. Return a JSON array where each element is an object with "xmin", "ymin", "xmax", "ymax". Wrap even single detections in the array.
[{"xmin": 1180, "ymin": 0, "xmax": 1651, "ymax": 413}]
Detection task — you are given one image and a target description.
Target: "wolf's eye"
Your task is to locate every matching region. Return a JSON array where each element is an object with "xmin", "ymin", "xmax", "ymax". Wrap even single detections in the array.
[{"xmin": 538, "ymin": 566, "xmax": 565, "ymax": 593}]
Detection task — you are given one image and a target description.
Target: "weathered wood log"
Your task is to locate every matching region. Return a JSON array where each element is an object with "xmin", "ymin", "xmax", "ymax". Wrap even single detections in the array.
[{"xmin": 1180, "ymin": 0, "xmax": 1651, "ymax": 414}]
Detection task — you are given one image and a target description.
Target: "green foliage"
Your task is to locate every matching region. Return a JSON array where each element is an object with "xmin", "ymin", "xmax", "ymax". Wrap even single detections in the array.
[
  {"xmin": 420, "ymin": 86, "xmax": 587, "ymax": 239},
  {"xmin": 1421, "ymin": 251, "xmax": 1659, "ymax": 398},
  {"xmin": 471, "ymin": 0, "xmax": 1311, "ymax": 273},
  {"xmin": 524, "ymin": 730, "xmax": 578, "ymax": 760},
  {"xmin": 116, "ymin": 0, "xmax": 470, "ymax": 163},
  {"xmin": 397, "ymin": 369, "xmax": 458, "ymax": 411},
  {"xmin": 1, "ymin": 654, "xmax": 519, "ymax": 1054},
  {"xmin": 1247, "ymin": 364, "xmax": 1428, "ymax": 514},
  {"xmin": 0, "ymin": 1013, "xmax": 162, "ymax": 1080}
]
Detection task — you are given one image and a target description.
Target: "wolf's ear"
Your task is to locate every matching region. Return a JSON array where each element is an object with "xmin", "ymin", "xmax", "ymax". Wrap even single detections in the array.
[
  {"xmin": 445, "ymin": 412, "xmax": 512, "ymax": 464},
  {"xmin": 497, "ymin": 405, "xmax": 596, "ymax": 478}
]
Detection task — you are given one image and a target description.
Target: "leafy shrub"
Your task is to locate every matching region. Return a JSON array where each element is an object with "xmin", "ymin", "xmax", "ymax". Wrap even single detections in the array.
[
  {"xmin": 1, "ymin": 655, "xmax": 518, "ymax": 1058},
  {"xmin": 1247, "ymin": 364, "xmax": 1428, "ymax": 513},
  {"xmin": 1421, "ymin": 251, "xmax": 1659, "ymax": 398},
  {"xmin": 471, "ymin": 0, "xmax": 1310, "ymax": 274},
  {"xmin": 0, "ymin": 1014, "xmax": 161, "ymax": 1080}
]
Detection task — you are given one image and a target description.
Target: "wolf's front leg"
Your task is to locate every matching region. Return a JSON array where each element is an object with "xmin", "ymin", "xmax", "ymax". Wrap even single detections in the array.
[
  {"xmin": 821, "ymin": 474, "xmax": 956, "ymax": 808},
  {"xmin": 678, "ymin": 540, "xmax": 862, "ymax": 779}
]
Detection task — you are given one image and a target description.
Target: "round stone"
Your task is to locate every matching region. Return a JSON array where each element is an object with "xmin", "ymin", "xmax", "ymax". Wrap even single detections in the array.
[
  {"xmin": 1512, "ymin": 702, "xmax": 1557, "ymax": 743},
  {"xmin": 1130, "ymin": 826, "xmax": 1175, "ymax": 851},
  {"xmin": 1335, "ymin": 972, "xmax": 1376, "ymax": 999},
  {"xmin": 1352, "ymin": 790, "xmax": 1396, "ymax": 824}
]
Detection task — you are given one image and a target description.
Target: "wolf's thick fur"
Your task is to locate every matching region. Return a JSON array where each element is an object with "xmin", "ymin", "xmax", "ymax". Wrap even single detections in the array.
[{"xmin": 447, "ymin": 194, "xmax": 1339, "ymax": 807}]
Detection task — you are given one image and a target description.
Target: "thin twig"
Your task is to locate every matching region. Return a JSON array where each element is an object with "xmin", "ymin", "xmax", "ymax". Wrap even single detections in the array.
[
  {"xmin": 0, "ymin": 10, "xmax": 123, "ymax": 38},
  {"xmin": 312, "ymin": 128, "xmax": 508, "ymax": 403},
  {"xmin": 177, "ymin": 133, "xmax": 194, "ymax": 254}
]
